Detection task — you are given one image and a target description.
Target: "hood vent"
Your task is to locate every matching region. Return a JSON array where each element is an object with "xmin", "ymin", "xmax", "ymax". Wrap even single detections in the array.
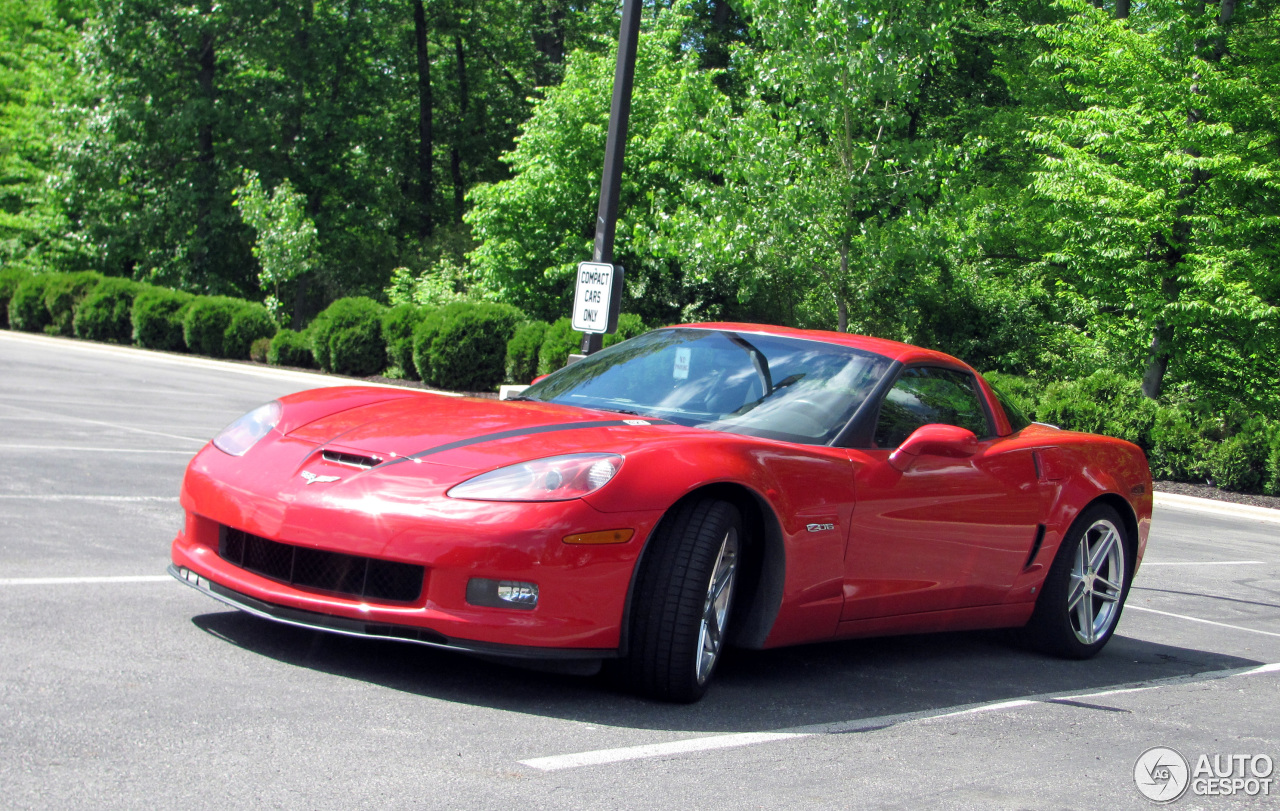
[{"xmin": 322, "ymin": 450, "xmax": 383, "ymax": 470}]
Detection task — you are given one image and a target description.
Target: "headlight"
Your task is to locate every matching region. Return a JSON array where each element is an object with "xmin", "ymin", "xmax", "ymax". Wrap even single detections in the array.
[
  {"xmin": 447, "ymin": 453, "xmax": 622, "ymax": 501},
  {"xmin": 212, "ymin": 401, "xmax": 282, "ymax": 456}
]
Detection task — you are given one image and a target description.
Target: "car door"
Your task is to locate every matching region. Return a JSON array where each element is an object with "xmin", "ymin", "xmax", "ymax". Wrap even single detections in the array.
[{"xmin": 841, "ymin": 365, "xmax": 1046, "ymax": 621}]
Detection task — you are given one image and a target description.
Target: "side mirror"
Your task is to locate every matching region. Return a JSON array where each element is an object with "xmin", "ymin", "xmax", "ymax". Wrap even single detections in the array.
[{"xmin": 888, "ymin": 424, "xmax": 978, "ymax": 472}]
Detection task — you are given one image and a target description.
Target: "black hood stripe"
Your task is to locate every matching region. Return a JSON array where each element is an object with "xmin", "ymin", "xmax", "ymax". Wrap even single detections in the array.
[{"xmin": 378, "ymin": 418, "xmax": 672, "ymax": 469}]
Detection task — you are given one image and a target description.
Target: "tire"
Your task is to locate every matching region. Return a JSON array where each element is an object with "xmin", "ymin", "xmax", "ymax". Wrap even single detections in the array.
[
  {"xmin": 1022, "ymin": 503, "xmax": 1133, "ymax": 659},
  {"xmin": 623, "ymin": 499, "xmax": 742, "ymax": 703}
]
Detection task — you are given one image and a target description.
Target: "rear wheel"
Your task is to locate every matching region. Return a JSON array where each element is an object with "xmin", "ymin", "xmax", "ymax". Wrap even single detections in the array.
[
  {"xmin": 623, "ymin": 499, "xmax": 741, "ymax": 703},
  {"xmin": 1023, "ymin": 503, "xmax": 1132, "ymax": 659}
]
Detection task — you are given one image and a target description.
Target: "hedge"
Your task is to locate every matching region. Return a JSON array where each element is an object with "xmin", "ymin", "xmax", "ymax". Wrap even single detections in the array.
[
  {"xmin": 74, "ymin": 278, "xmax": 143, "ymax": 343},
  {"xmin": 505, "ymin": 320, "xmax": 549, "ymax": 384},
  {"xmin": 181, "ymin": 296, "xmax": 274, "ymax": 359},
  {"xmin": 7, "ymin": 275, "xmax": 53, "ymax": 333},
  {"xmin": 381, "ymin": 303, "xmax": 427, "ymax": 379},
  {"xmin": 413, "ymin": 301, "xmax": 524, "ymax": 391},
  {"xmin": 132, "ymin": 287, "xmax": 194, "ymax": 351},
  {"xmin": 0, "ymin": 267, "xmax": 32, "ymax": 329},
  {"xmin": 268, "ymin": 328, "xmax": 315, "ymax": 368},
  {"xmin": 42, "ymin": 271, "xmax": 104, "ymax": 336},
  {"xmin": 309, "ymin": 296, "xmax": 385, "ymax": 374},
  {"xmin": 987, "ymin": 370, "xmax": 1280, "ymax": 495},
  {"xmin": 603, "ymin": 312, "xmax": 648, "ymax": 348},
  {"xmin": 536, "ymin": 318, "xmax": 580, "ymax": 376}
]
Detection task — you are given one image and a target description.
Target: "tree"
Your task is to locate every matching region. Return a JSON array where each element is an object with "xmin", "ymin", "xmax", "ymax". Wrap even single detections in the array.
[
  {"xmin": 233, "ymin": 171, "xmax": 319, "ymax": 325},
  {"xmin": 1028, "ymin": 0, "xmax": 1280, "ymax": 409}
]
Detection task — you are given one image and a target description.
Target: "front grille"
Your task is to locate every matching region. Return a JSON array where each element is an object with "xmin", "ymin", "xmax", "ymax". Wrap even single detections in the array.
[{"xmin": 219, "ymin": 526, "xmax": 423, "ymax": 603}]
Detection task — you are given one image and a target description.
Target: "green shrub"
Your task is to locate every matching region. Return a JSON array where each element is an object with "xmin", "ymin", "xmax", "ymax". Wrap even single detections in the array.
[
  {"xmin": 74, "ymin": 278, "xmax": 143, "ymax": 343},
  {"xmin": 1266, "ymin": 431, "xmax": 1280, "ymax": 496},
  {"xmin": 381, "ymin": 303, "xmax": 427, "ymax": 379},
  {"xmin": 1037, "ymin": 370, "xmax": 1158, "ymax": 445},
  {"xmin": 537, "ymin": 318, "xmax": 581, "ymax": 376},
  {"xmin": 132, "ymin": 287, "xmax": 195, "ymax": 351},
  {"xmin": 602, "ymin": 312, "xmax": 648, "ymax": 348},
  {"xmin": 308, "ymin": 297, "xmax": 385, "ymax": 373},
  {"xmin": 1147, "ymin": 406, "xmax": 1212, "ymax": 481},
  {"xmin": 249, "ymin": 337, "xmax": 272, "ymax": 363},
  {"xmin": 414, "ymin": 301, "xmax": 524, "ymax": 391},
  {"xmin": 981, "ymin": 371, "xmax": 1044, "ymax": 422},
  {"xmin": 506, "ymin": 320, "xmax": 549, "ymax": 384},
  {"xmin": 182, "ymin": 297, "xmax": 241, "ymax": 358},
  {"xmin": 7, "ymin": 275, "xmax": 54, "ymax": 332},
  {"xmin": 268, "ymin": 328, "xmax": 316, "ymax": 368},
  {"xmin": 0, "ymin": 267, "xmax": 33, "ymax": 328},
  {"xmin": 1208, "ymin": 431, "xmax": 1265, "ymax": 492},
  {"xmin": 224, "ymin": 301, "xmax": 277, "ymax": 360},
  {"xmin": 42, "ymin": 271, "xmax": 103, "ymax": 336},
  {"xmin": 329, "ymin": 325, "xmax": 386, "ymax": 377}
]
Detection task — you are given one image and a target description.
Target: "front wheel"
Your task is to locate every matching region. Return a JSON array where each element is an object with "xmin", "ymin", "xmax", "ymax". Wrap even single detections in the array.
[
  {"xmin": 623, "ymin": 499, "xmax": 742, "ymax": 703},
  {"xmin": 1022, "ymin": 503, "xmax": 1132, "ymax": 659}
]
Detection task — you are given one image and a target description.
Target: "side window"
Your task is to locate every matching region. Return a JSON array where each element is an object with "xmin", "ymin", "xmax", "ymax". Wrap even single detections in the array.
[{"xmin": 873, "ymin": 367, "xmax": 992, "ymax": 448}]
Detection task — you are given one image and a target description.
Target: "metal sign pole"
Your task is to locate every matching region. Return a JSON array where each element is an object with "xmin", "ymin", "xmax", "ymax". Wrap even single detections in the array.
[{"xmin": 581, "ymin": 0, "xmax": 641, "ymax": 356}]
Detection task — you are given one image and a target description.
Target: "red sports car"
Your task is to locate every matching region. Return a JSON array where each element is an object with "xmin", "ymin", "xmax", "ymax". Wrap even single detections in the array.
[{"xmin": 170, "ymin": 323, "xmax": 1152, "ymax": 702}]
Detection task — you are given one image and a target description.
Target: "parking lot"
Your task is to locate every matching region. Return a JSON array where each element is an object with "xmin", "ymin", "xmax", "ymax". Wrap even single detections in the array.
[{"xmin": 2, "ymin": 329, "xmax": 1278, "ymax": 809}]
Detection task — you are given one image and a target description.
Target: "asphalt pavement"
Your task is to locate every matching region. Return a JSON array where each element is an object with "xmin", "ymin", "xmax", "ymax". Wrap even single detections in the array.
[{"xmin": 2, "ymin": 330, "xmax": 1277, "ymax": 810}]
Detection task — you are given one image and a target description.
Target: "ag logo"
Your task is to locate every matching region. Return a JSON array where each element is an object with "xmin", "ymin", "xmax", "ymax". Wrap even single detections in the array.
[{"xmin": 1135, "ymin": 746, "xmax": 1190, "ymax": 803}]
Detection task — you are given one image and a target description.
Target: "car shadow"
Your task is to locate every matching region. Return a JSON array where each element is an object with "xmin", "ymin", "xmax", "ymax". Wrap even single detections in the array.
[{"xmin": 191, "ymin": 610, "xmax": 1261, "ymax": 734}]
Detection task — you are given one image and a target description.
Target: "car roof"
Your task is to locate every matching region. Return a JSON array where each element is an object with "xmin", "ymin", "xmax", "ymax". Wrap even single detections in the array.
[{"xmin": 672, "ymin": 322, "xmax": 971, "ymax": 369}]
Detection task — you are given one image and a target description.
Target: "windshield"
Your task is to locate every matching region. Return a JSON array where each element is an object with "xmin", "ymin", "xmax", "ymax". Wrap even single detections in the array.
[{"xmin": 519, "ymin": 328, "xmax": 894, "ymax": 444}]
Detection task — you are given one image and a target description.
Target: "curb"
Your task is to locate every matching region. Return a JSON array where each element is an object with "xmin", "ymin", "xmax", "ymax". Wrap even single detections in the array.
[
  {"xmin": 0, "ymin": 329, "xmax": 458, "ymax": 395},
  {"xmin": 1154, "ymin": 491, "xmax": 1280, "ymax": 524}
]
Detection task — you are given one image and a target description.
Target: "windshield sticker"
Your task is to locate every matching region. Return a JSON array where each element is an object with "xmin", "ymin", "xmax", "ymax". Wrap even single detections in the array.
[
  {"xmin": 674, "ymin": 347, "xmax": 691, "ymax": 380},
  {"xmin": 623, "ymin": 419, "xmax": 650, "ymax": 426}
]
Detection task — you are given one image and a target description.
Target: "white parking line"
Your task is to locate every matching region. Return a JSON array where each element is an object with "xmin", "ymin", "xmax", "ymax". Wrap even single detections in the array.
[
  {"xmin": 0, "ymin": 575, "xmax": 172, "ymax": 586},
  {"xmin": 519, "ymin": 663, "xmax": 1280, "ymax": 772},
  {"xmin": 0, "ymin": 495, "xmax": 177, "ymax": 502},
  {"xmin": 1154, "ymin": 492, "xmax": 1280, "ymax": 524},
  {"xmin": 0, "ymin": 402, "xmax": 207, "ymax": 444},
  {"xmin": 1141, "ymin": 561, "xmax": 1265, "ymax": 566},
  {"xmin": 0, "ymin": 445, "xmax": 195, "ymax": 455},
  {"xmin": 1126, "ymin": 605, "xmax": 1280, "ymax": 638}
]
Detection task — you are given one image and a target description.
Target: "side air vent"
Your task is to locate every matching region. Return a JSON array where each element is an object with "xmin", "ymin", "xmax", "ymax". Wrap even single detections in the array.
[{"xmin": 321, "ymin": 450, "xmax": 383, "ymax": 470}]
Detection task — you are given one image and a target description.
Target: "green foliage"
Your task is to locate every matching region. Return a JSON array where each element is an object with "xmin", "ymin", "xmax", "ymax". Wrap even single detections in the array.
[
  {"xmin": 41, "ymin": 271, "xmax": 102, "ymax": 336},
  {"xmin": 185, "ymin": 295, "xmax": 244, "ymax": 355},
  {"xmin": 980, "ymin": 372, "xmax": 1044, "ymax": 422},
  {"xmin": 249, "ymin": 336, "xmax": 271, "ymax": 363},
  {"xmin": 413, "ymin": 301, "xmax": 524, "ymax": 391},
  {"xmin": 73, "ymin": 276, "xmax": 141, "ymax": 343},
  {"xmin": 224, "ymin": 301, "xmax": 276, "ymax": 360},
  {"xmin": 1147, "ymin": 406, "xmax": 1212, "ymax": 482},
  {"xmin": 7, "ymin": 274, "xmax": 53, "ymax": 332},
  {"xmin": 308, "ymin": 297, "xmax": 386, "ymax": 375},
  {"xmin": 233, "ymin": 171, "xmax": 319, "ymax": 323},
  {"xmin": 267, "ymin": 328, "xmax": 315, "ymax": 369},
  {"xmin": 381, "ymin": 303, "xmax": 427, "ymax": 380},
  {"xmin": 1208, "ymin": 432, "xmax": 1265, "ymax": 493},
  {"xmin": 537, "ymin": 318, "xmax": 580, "ymax": 376},
  {"xmin": 505, "ymin": 320, "xmax": 549, "ymax": 384},
  {"xmin": 602, "ymin": 313, "xmax": 647, "ymax": 348},
  {"xmin": 1037, "ymin": 370, "xmax": 1159, "ymax": 445},
  {"xmin": 132, "ymin": 287, "xmax": 194, "ymax": 351},
  {"xmin": 0, "ymin": 267, "xmax": 33, "ymax": 327},
  {"xmin": 1266, "ymin": 434, "xmax": 1280, "ymax": 497}
]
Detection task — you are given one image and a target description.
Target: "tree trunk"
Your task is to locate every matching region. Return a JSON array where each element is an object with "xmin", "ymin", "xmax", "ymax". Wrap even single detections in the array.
[
  {"xmin": 414, "ymin": 0, "xmax": 434, "ymax": 239},
  {"xmin": 194, "ymin": 21, "xmax": 216, "ymax": 288},
  {"xmin": 450, "ymin": 33, "xmax": 468, "ymax": 222},
  {"xmin": 1115, "ymin": 0, "xmax": 1130, "ymax": 19},
  {"xmin": 532, "ymin": 1, "xmax": 566, "ymax": 86},
  {"xmin": 1140, "ymin": 326, "xmax": 1170, "ymax": 399},
  {"xmin": 837, "ymin": 236, "xmax": 850, "ymax": 332}
]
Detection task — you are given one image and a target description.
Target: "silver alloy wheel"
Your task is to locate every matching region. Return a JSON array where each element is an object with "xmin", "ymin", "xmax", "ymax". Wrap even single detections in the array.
[
  {"xmin": 1067, "ymin": 518, "xmax": 1126, "ymax": 644},
  {"xmin": 695, "ymin": 526, "xmax": 739, "ymax": 685}
]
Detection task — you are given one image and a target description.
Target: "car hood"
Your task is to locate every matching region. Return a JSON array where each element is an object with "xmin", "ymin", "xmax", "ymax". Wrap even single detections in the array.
[{"xmin": 283, "ymin": 390, "xmax": 687, "ymax": 472}]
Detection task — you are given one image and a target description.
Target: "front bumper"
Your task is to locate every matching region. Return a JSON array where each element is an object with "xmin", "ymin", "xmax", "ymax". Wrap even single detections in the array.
[{"xmin": 169, "ymin": 564, "xmax": 614, "ymax": 660}]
